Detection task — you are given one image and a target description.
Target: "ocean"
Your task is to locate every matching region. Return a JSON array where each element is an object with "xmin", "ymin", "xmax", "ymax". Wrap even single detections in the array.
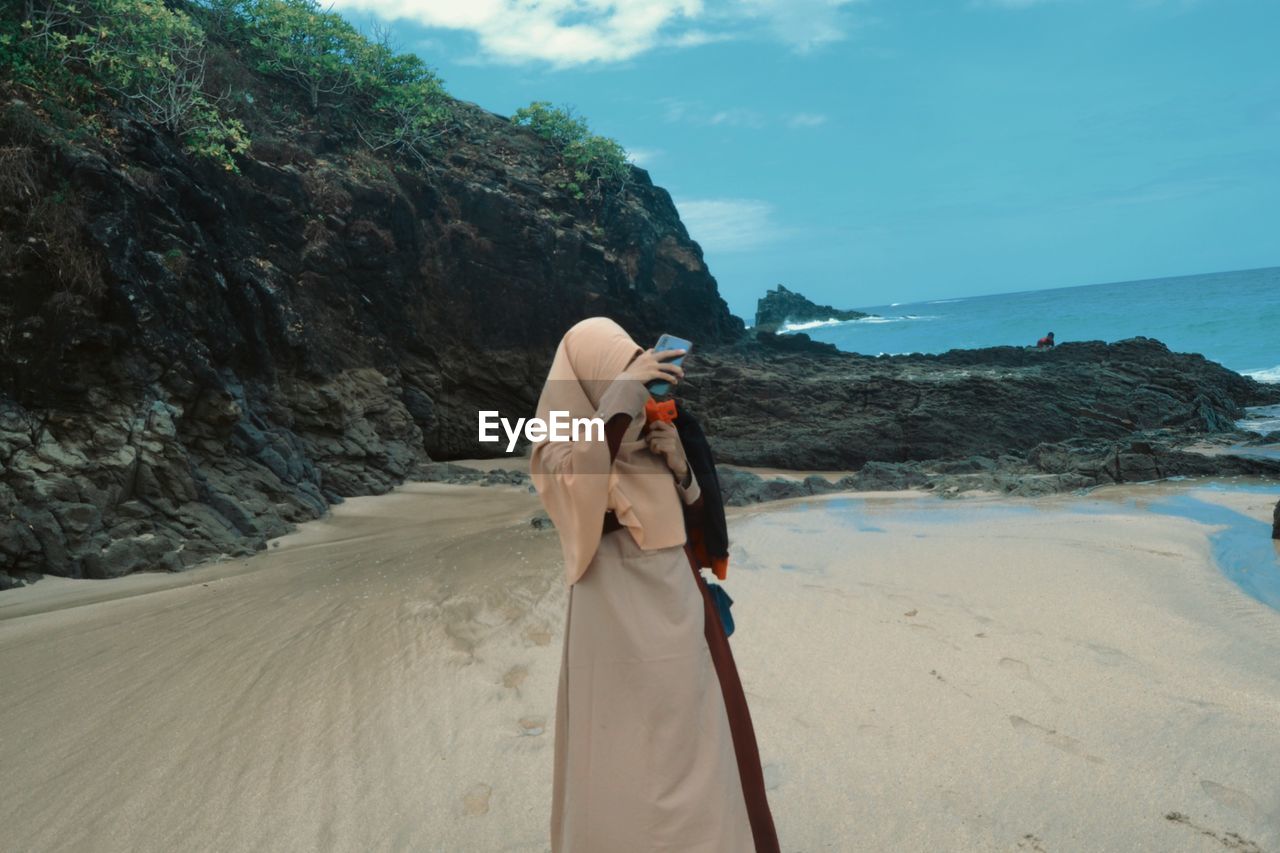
[{"xmin": 775, "ymin": 266, "xmax": 1280, "ymax": 383}]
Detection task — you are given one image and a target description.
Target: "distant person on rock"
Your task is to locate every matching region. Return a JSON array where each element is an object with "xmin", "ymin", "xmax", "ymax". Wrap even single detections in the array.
[{"xmin": 1036, "ymin": 331, "xmax": 1055, "ymax": 348}]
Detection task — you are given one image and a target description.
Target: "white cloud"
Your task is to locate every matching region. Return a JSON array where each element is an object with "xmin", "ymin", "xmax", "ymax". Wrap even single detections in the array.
[
  {"xmin": 625, "ymin": 147, "xmax": 663, "ymax": 167},
  {"xmin": 667, "ymin": 28, "xmax": 736, "ymax": 48},
  {"xmin": 674, "ymin": 198, "xmax": 785, "ymax": 252},
  {"xmin": 662, "ymin": 99, "xmax": 827, "ymax": 130},
  {"xmin": 329, "ymin": 0, "xmax": 864, "ymax": 66},
  {"xmin": 737, "ymin": 0, "xmax": 863, "ymax": 52},
  {"xmin": 330, "ymin": 0, "xmax": 702, "ymax": 66},
  {"xmin": 707, "ymin": 108, "xmax": 766, "ymax": 128},
  {"xmin": 787, "ymin": 112, "xmax": 828, "ymax": 127},
  {"xmin": 972, "ymin": 0, "xmax": 1058, "ymax": 7}
]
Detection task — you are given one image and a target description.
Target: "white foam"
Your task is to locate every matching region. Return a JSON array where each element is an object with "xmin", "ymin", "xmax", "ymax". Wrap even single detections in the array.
[
  {"xmin": 854, "ymin": 314, "xmax": 938, "ymax": 325},
  {"xmin": 1236, "ymin": 404, "xmax": 1280, "ymax": 435},
  {"xmin": 780, "ymin": 318, "xmax": 845, "ymax": 332},
  {"xmin": 778, "ymin": 314, "xmax": 940, "ymax": 333},
  {"xmin": 1243, "ymin": 364, "xmax": 1280, "ymax": 384}
]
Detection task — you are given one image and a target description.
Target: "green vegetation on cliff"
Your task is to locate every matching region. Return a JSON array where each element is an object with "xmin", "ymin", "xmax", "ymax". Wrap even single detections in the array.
[
  {"xmin": 1, "ymin": 0, "xmax": 627, "ymax": 185},
  {"xmin": 1, "ymin": 0, "xmax": 454, "ymax": 169},
  {"xmin": 511, "ymin": 101, "xmax": 630, "ymax": 205}
]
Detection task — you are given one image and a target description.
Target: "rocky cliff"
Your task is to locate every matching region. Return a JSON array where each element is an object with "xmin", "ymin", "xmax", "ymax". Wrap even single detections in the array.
[{"xmin": 0, "ymin": 74, "xmax": 743, "ymax": 583}]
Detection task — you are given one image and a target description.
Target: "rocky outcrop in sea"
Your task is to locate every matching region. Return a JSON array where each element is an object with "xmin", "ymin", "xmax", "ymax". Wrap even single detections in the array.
[{"xmin": 753, "ymin": 284, "xmax": 872, "ymax": 332}]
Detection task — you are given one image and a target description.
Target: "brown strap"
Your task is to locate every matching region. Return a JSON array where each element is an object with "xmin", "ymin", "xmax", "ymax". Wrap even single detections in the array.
[{"xmin": 685, "ymin": 544, "xmax": 781, "ymax": 852}]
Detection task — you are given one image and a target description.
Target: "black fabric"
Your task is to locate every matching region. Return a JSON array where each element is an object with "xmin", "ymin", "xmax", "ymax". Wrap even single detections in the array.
[{"xmin": 672, "ymin": 401, "xmax": 729, "ymax": 560}]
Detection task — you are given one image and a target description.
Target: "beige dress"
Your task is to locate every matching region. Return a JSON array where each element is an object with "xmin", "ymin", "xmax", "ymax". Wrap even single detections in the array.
[{"xmin": 550, "ymin": 524, "xmax": 755, "ymax": 852}]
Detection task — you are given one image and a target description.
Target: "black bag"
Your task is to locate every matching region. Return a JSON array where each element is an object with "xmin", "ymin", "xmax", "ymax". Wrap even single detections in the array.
[{"xmin": 705, "ymin": 580, "xmax": 734, "ymax": 638}]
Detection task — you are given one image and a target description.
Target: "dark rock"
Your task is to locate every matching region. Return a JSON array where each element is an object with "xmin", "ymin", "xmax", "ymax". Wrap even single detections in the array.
[
  {"xmin": 714, "ymin": 466, "xmax": 840, "ymax": 506},
  {"xmin": 754, "ymin": 284, "xmax": 872, "ymax": 332},
  {"xmin": 676, "ymin": 336, "xmax": 1280, "ymax": 471},
  {"xmin": 753, "ymin": 330, "xmax": 838, "ymax": 354},
  {"xmin": 0, "ymin": 90, "xmax": 741, "ymax": 583},
  {"xmin": 414, "ymin": 461, "xmax": 528, "ymax": 487},
  {"xmin": 1273, "ymin": 498, "xmax": 1279, "ymax": 540}
]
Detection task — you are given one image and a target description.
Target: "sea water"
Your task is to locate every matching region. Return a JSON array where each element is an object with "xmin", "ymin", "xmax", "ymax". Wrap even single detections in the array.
[{"xmin": 778, "ymin": 266, "xmax": 1280, "ymax": 382}]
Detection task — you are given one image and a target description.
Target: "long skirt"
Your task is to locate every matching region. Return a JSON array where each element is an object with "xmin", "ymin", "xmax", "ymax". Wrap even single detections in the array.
[{"xmin": 550, "ymin": 528, "xmax": 780, "ymax": 852}]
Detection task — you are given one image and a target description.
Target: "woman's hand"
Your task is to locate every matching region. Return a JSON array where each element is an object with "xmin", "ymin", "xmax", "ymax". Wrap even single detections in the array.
[
  {"xmin": 618, "ymin": 347, "xmax": 685, "ymax": 389},
  {"xmin": 645, "ymin": 420, "xmax": 689, "ymax": 484}
]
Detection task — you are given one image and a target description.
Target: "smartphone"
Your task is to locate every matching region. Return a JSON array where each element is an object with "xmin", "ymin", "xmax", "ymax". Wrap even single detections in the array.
[{"xmin": 647, "ymin": 333, "xmax": 692, "ymax": 397}]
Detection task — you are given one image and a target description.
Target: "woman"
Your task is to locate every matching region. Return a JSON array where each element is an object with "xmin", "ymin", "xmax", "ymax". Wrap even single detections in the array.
[{"xmin": 531, "ymin": 316, "xmax": 779, "ymax": 852}]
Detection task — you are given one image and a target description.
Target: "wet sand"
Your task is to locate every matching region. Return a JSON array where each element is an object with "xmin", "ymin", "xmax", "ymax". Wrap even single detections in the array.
[{"xmin": 2, "ymin": 480, "xmax": 1279, "ymax": 851}]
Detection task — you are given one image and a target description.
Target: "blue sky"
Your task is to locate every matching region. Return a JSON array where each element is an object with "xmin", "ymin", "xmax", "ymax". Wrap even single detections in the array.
[{"xmin": 329, "ymin": 0, "xmax": 1279, "ymax": 323}]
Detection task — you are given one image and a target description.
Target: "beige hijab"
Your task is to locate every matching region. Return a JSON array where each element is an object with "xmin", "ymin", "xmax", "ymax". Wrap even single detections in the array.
[{"xmin": 530, "ymin": 317, "xmax": 689, "ymax": 585}]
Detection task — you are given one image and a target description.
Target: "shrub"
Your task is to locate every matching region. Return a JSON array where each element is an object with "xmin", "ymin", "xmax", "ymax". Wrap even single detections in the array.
[
  {"xmin": 3, "ymin": 0, "xmax": 453, "ymax": 170},
  {"xmin": 511, "ymin": 101, "xmax": 631, "ymax": 204},
  {"xmin": 6, "ymin": 0, "xmax": 248, "ymax": 169},
  {"xmin": 350, "ymin": 23, "xmax": 451, "ymax": 165},
  {"xmin": 238, "ymin": 0, "xmax": 362, "ymax": 112},
  {"xmin": 0, "ymin": 145, "xmax": 39, "ymax": 201}
]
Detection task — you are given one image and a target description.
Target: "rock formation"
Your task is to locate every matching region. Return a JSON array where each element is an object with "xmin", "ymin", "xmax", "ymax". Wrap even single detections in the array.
[
  {"xmin": 753, "ymin": 284, "xmax": 872, "ymax": 332},
  {"xmin": 0, "ymin": 84, "xmax": 741, "ymax": 584},
  {"xmin": 679, "ymin": 336, "xmax": 1280, "ymax": 470}
]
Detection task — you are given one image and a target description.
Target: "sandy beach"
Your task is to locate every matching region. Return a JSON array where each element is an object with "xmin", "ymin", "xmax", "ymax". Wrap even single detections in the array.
[{"xmin": 2, "ymin": 479, "xmax": 1279, "ymax": 852}]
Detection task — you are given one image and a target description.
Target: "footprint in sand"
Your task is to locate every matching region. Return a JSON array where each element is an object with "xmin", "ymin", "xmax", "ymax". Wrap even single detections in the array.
[
  {"xmin": 1200, "ymin": 780, "xmax": 1264, "ymax": 822},
  {"xmin": 1008, "ymin": 715, "xmax": 1105, "ymax": 765},
  {"xmin": 502, "ymin": 665, "xmax": 528, "ymax": 690},
  {"xmin": 1086, "ymin": 643, "xmax": 1129, "ymax": 666},
  {"xmin": 462, "ymin": 783, "xmax": 492, "ymax": 815},
  {"xmin": 999, "ymin": 657, "xmax": 1033, "ymax": 679},
  {"xmin": 518, "ymin": 716, "xmax": 545, "ymax": 737},
  {"xmin": 1016, "ymin": 834, "xmax": 1046, "ymax": 852},
  {"xmin": 999, "ymin": 658, "xmax": 1062, "ymax": 701},
  {"xmin": 523, "ymin": 624, "xmax": 553, "ymax": 646},
  {"xmin": 856, "ymin": 723, "xmax": 891, "ymax": 745}
]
